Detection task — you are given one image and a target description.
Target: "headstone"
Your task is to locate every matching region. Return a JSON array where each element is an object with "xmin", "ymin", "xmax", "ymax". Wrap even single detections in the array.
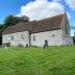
[
  {"xmin": 43, "ymin": 40, "xmax": 48, "ymax": 48},
  {"xmin": 5, "ymin": 46, "xmax": 8, "ymax": 49}
]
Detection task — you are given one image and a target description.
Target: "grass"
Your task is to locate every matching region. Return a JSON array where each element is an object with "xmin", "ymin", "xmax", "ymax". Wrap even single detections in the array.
[{"xmin": 0, "ymin": 46, "xmax": 75, "ymax": 75}]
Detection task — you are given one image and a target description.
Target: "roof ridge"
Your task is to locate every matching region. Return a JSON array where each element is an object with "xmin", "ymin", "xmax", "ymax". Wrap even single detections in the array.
[
  {"xmin": 2, "ymin": 13, "xmax": 66, "ymax": 34},
  {"xmin": 36, "ymin": 12, "xmax": 66, "ymax": 22}
]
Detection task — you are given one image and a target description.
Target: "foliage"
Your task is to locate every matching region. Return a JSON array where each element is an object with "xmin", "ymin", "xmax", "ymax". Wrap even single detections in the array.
[
  {"xmin": 0, "ymin": 24, "xmax": 3, "ymax": 45},
  {"xmin": 0, "ymin": 24, "xmax": 3, "ymax": 29},
  {"xmin": 0, "ymin": 46, "xmax": 75, "ymax": 75},
  {"xmin": 72, "ymin": 35, "xmax": 75, "ymax": 44},
  {"xmin": 4, "ymin": 15, "xmax": 29, "ymax": 26},
  {"xmin": 0, "ymin": 15, "xmax": 29, "ymax": 31}
]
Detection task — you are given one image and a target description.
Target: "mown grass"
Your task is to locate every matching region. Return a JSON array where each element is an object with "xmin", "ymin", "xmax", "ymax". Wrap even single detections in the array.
[{"xmin": 0, "ymin": 46, "xmax": 75, "ymax": 75}]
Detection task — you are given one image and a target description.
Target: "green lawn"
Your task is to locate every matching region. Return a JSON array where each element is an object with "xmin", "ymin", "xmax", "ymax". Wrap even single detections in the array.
[{"xmin": 0, "ymin": 46, "xmax": 75, "ymax": 75}]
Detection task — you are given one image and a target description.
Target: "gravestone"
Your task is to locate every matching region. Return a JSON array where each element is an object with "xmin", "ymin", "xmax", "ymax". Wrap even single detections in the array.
[{"xmin": 43, "ymin": 40, "xmax": 48, "ymax": 48}]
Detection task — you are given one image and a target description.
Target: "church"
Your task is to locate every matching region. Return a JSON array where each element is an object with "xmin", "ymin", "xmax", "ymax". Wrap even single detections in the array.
[{"xmin": 2, "ymin": 13, "xmax": 73, "ymax": 47}]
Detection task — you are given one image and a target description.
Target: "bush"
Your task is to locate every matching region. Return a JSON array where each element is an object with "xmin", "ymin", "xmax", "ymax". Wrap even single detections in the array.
[{"xmin": 72, "ymin": 36, "xmax": 75, "ymax": 45}]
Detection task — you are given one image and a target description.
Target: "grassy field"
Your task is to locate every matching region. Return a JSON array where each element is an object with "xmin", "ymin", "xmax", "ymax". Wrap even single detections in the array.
[{"xmin": 0, "ymin": 46, "xmax": 75, "ymax": 75}]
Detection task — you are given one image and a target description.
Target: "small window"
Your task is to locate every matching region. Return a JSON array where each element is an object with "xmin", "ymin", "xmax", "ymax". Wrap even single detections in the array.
[
  {"xmin": 52, "ymin": 34, "xmax": 55, "ymax": 37},
  {"xmin": 11, "ymin": 36, "xmax": 14, "ymax": 40},
  {"xmin": 33, "ymin": 35, "xmax": 36, "ymax": 41}
]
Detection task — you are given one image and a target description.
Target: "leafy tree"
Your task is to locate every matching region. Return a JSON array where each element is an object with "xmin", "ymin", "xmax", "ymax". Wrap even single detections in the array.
[
  {"xmin": 71, "ymin": 26, "xmax": 75, "ymax": 45},
  {"xmin": 4, "ymin": 15, "xmax": 29, "ymax": 26},
  {"xmin": 72, "ymin": 33, "xmax": 75, "ymax": 45},
  {"xmin": 20, "ymin": 16, "xmax": 29, "ymax": 23},
  {"xmin": 0, "ymin": 24, "xmax": 3, "ymax": 45},
  {"xmin": 0, "ymin": 24, "xmax": 3, "ymax": 29}
]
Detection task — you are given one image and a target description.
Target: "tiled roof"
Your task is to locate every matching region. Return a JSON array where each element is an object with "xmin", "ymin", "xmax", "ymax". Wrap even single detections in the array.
[{"xmin": 2, "ymin": 13, "xmax": 67, "ymax": 34}]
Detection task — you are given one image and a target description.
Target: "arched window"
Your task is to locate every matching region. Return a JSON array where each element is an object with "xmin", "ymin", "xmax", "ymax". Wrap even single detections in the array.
[{"xmin": 52, "ymin": 34, "xmax": 55, "ymax": 37}]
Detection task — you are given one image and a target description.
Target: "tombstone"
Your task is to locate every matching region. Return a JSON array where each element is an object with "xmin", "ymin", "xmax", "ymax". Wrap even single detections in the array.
[
  {"xmin": 26, "ymin": 44, "xmax": 29, "ymax": 47},
  {"xmin": 43, "ymin": 40, "xmax": 48, "ymax": 48},
  {"xmin": 5, "ymin": 46, "xmax": 8, "ymax": 49}
]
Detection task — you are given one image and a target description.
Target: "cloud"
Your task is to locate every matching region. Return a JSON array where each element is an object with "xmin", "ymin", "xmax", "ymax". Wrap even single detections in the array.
[
  {"xmin": 65, "ymin": 0, "xmax": 75, "ymax": 10},
  {"xmin": 52, "ymin": 0, "xmax": 62, "ymax": 2},
  {"xmin": 17, "ymin": 0, "xmax": 64, "ymax": 20}
]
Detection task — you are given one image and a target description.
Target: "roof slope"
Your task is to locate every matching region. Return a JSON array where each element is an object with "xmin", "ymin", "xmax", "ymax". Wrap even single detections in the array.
[{"xmin": 2, "ymin": 13, "xmax": 67, "ymax": 34}]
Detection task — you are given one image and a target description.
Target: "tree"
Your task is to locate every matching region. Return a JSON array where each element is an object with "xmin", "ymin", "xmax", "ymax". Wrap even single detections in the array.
[
  {"xmin": 0, "ymin": 24, "xmax": 3, "ymax": 29},
  {"xmin": 71, "ymin": 26, "xmax": 75, "ymax": 45},
  {"xmin": 20, "ymin": 16, "xmax": 29, "ymax": 23},
  {"xmin": 72, "ymin": 36, "xmax": 75, "ymax": 45},
  {"xmin": 0, "ymin": 24, "xmax": 3, "ymax": 45},
  {"xmin": 4, "ymin": 15, "xmax": 29, "ymax": 26}
]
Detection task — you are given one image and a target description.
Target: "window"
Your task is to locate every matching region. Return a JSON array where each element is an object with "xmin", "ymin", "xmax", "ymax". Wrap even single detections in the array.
[
  {"xmin": 33, "ymin": 35, "xmax": 36, "ymax": 41},
  {"xmin": 11, "ymin": 36, "xmax": 14, "ymax": 40},
  {"xmin": 52, "ymin": 34, "xmax": 55, "ymax": 37}
]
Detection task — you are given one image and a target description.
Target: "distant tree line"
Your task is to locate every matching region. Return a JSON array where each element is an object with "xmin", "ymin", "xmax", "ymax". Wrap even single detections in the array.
[{"xmin": 0, "ymin": 15, "xmax": 30, "ymax": 45}]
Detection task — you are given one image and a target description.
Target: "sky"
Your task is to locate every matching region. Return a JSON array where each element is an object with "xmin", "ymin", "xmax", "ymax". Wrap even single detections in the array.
[{"xmin": 0, "ymin": 0, "xmax": 75, "ymax": 35}]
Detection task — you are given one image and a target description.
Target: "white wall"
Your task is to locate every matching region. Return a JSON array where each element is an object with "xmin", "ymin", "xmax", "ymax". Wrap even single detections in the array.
[
  {"xmin": 63, "ymin": 36, "xmax": 73, "ymax": 45},
  {"xmin": 2, "ymin": 31, "xmax": 29, "ymax": 47},
  {"xmin": 2, "ymin": 29, "xmax": 73, "ymax": 47},
  {"xmin": 59, "ymin": 14, "xmax": 73, "ymax": 45},
  {"xmin": 31, "ymin": 29, "xmax": 64, "ymax": 47}
]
